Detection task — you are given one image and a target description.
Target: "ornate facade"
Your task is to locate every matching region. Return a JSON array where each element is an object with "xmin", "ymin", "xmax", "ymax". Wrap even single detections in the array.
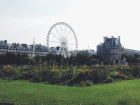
[
  {"xmin": 97, "ymin": 36, "xmax": 140, "ymax": 60},
  {"xmin": 97, "ymin": 36, "xmax": 124, "ymax": 60}
]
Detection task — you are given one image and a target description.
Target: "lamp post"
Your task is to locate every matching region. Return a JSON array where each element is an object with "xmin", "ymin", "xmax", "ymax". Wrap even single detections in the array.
[
  {"xmin": 101, "ymin": 61, "xmax": 103, "ymax": 66},
  {"xmin": 118, "ymin": 55, "xmax": 121, "ymax": 65},
  {"xmin": 113, "ymin": 60, "xmax": 115, "ymax": 65}
]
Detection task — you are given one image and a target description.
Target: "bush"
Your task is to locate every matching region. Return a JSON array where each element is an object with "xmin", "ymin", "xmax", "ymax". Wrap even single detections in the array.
[
  {"xmin": 132, "ymin": 65, "xmax": 139, "ymax": 77},
  {"xmin": 125, "ymin": 77, "xmax": 132, "ymax": 80},
  {"xmin": 7, "ymin": 75, "xmax": 14, "ymax": 81},
  {"xmin": 106, "ymin": 76, "xmax": 114, "ymax": 83},
  {"xmin": 91, "ymin": 71, "xmax": 101, "ymax": 83},
  {"xmin": 68, "ymin": 72, "xmax": 86, "ymax": 85},
  {"xmin": 113, "ymin": 74, "xmax": 121, "ymax": 80},
  {"xmin": 32, "ymin": 75, "xmax": 41, "ymax": 82},
  {"xmin": 13, "ymin": 75, "xmax": 19, "ymax": 80},
  {"xmin": 109, "ymin": 68, "xmax": 117, "ymax": 71},
  {"xmin": 41, "ymin": 76, "xmax": 48, "ymax": 82},
  {"xmin": 106, "ymin": 78, "xmax": 113, "ymax": 83},
  {"xmin": 85, "ymin": 81, "xmax": 93, "ymax": 86},
  {"xmin": 120, "ymin": 75, "xmax": 125, "ymax": 80}
]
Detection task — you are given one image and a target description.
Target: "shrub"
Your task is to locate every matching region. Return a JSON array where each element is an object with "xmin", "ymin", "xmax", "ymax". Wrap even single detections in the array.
[
  {"xmin": 85, "ymin": 80, "xmax": 93, "ymax": 86},
  {"xmin": 32, "ymin": 75, "xmax": 41, "ymax": 82},
  {"xmin": 137, "ymin": 74, "xmax": 140, "ymax": 78},
  {"xmin": 106, "ymin": 77, "xmax": 113, "ymax": 83},
  {"xmin": 99, "ymin": 69, "xmax": 110, "ymax": 82},
  {"xmin": 68, "ymin": 72, "xmax": 86, "ymax": 84},
  {"xmin": 92, "ymin": 71, "xmax": 101, "ymax": 83},
  {"xmin": 13, "ymin": 75, "xmax": 19, "ymax": 80},
  {"xmin": 7, "ymin": 75, "xmax": 15, "ymax": 81},
  {"xmin": 113, "ymin": 74, "xmax": 121, "ymax": 80},
  {"xmin": 120, "ymin": 75, "xmax": 125, "ymax": 80},
  {"xmin": 109, "ymin": 68, "xmax": 117, "ymax": 71},
  {"xmin": 132, "ymin": 65, "xmax": 139, "ymax": 77},
  {"xmin": 127, "ymin": 73, "xmax": 133, "ymax": 78},
  {"xmin": 51, "ymin": 75, "xmax": 60, "ymax": 84},
  {"xmin": 41, "ymin": 76, "xmax": 48, "ymax": 82},
  {"xmin": 125, "ymin": 77, "xmax": 132, "ymax": 80}
]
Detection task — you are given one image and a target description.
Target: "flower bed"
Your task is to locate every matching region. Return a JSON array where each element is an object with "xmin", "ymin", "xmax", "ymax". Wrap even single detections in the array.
[{"xmin": 0, "ymin": 64, "xmax": 140, "ymax": 86}]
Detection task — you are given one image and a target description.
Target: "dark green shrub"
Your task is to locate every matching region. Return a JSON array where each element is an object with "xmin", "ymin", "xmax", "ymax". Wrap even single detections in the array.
[
  {"xmin": 68, "ymin": 72, "xmax": 86, "ymax": 84},
  {"xmin": 51, "ymin": 75, "xmax": 60, "ymax": 84},
  {"xmin": 7, "ymin": 75, "xmax": 15, "ymax": 81},
  {"xmin": 85, "ymin": 81, "xmax": 93, "ymax": 86},
  {"xmin": 127, "ymin": 73, "xmax": 133, "ymax": 78},
  {"xmin": 132, "ymin": 65, "xmax": 139, "ymax": 77},
  {"xmin": 125, "ymin": 77, "xmax": 132, "ymax": 80},
  {"xmin": 120, "ymin": 75, "xmax": 125, "ymax": 80},
  {"xmin": 62, "ymin": 66, "xmax": 66, "ymax": 69},
  {"xmin": 18, "ymin": 75, "xmax": 25, "ymax": 79},
  {"xmin": 137, "ymin": 75, "xmax": 140, "ymax": 78},
  {"xmin": 91, "ymin": 71, "xmax": 101, "ymax": 83},
  {"xmin": 41, "ymin": 76, "xmax": 48, "ymax": 82},
  {"xmin": 32, "ymin": 75, "xmax": 41, "ymax": 82},
  {"xmin": 13, "ymin": 75, "xmax": 19, "ymax": 80},
  {"xmin": 106, "ymin": 78, "xmax": 113, "ymax": 83},
  {"xmin": 0, "ymin": 65, "xmax": 4, "ymax": 69},
  {"xmin": 113, "ymin": 74, "xmax": 120, "ymax": 80}
]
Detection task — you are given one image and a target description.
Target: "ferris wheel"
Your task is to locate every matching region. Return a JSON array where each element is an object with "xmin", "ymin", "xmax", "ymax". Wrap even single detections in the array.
[{"xmin": 47, "ymin": 22, "xmax": 78, "ymax": 58}]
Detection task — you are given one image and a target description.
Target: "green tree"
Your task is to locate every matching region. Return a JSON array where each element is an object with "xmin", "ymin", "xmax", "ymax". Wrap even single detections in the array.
[
  {"xmin": 34, "ymin": 55, "xmax": 41, "ymax": 64},
  {"xmin": 133, "ymin": 53, "xmax": 139, "ymax": 63},
  {"xmin": 5, "ymin": 52, "xmax": 16, "ymax": 64},
  {"xmin": 55, "ymin": 54, "xmax": 64, "ymax": 65},
  {"xmin": 21, "ymin": 53, "xmax": 29, "ymax": 65},
  {"xmin": 16, "ymin": 53, "xmax": 22, "ymax": 65},
  {"xmin": 133, "ymin": 53, "xmax": 139, "ymax": 58},
  {"xmin": 73, "ymin": 51, "xmax": 89, "ymax": 65}
]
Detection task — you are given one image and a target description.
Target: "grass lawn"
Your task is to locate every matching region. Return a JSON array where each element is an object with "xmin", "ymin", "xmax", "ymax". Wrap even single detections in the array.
[{"xmin": 0, "ymin": 78, "xmax": 140, "ymax": 105}]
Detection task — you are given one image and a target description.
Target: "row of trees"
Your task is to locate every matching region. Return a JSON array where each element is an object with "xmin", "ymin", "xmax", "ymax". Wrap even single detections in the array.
[
  {"xmin": 120, "ymin": 53, "xmax": 140, "ymax": 64},
  {"xmin": 0, "ymin": 51, "xmax": 103, "ymax": 66},
  {"xmin": 0, "ymin": 53, "xmax": 35, "ymax": 65},
  {"xmin": 0, "ymin": 51, "xmax": 139, "ymax": 66}
]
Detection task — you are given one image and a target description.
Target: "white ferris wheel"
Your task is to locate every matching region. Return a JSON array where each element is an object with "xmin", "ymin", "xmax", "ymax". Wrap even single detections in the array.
[{"xmin": 47, "ymin": 22, "xmax": 78, "ymax": 58}]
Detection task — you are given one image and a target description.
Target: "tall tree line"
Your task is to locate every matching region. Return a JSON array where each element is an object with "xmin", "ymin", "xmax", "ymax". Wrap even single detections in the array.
[{"xmin": 1, "ymin": 52, "xmax": 138, "ymax": 66}]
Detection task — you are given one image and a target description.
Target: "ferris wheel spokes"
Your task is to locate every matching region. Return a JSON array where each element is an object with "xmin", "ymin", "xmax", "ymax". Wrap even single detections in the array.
[
  {"xmin": 49, "ymin": 41, "xmax": 61, "ymax": 43},
  {"xmin": 54, "ymin": 27, "xmax": 63, "ymax": 41},
  {"xmin": 67, "ymin": 37, "xmax": 75, "ymax": 42},
  {"xmin": 50, "ymin": 32, "xmax": 61, "ymax": 42},
  {"xmin": 66, "ymin": 42, "xmax": 76, "ymax": 45},
  {"xmin": 60, "ymin": 25, "xmax": 64, "ymax": 39},
  {"xmin": 66, "ymin": 30, "xmax": 71, "ymax": 40},
  {"xmin": 64, "ymin": 25, "xmax": 67, "ymax": 39}
]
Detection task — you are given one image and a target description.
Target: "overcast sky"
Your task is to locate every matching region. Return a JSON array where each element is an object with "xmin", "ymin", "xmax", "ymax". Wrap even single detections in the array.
[{"xmin": 0, "ymin": 0, "xmax": 140, "ymax": 51}]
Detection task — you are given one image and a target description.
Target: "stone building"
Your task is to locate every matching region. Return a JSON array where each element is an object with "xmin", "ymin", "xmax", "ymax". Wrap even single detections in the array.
[
  {"xmin": 97, "ymin": 36, "xmax": 124, "ymax": 60},
  {"xmin": 0, "ymin": 40, "xmax": 49, "ymax": 57}
]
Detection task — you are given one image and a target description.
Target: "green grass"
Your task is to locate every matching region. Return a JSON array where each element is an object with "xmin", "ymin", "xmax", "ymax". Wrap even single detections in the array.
[{"xmin": 0, "ymin": 78, "xmax": 140, "ymax": 105}]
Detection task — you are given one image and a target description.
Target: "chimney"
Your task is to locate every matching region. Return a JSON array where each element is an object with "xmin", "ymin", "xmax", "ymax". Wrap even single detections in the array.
[
  {"xmin": 104, "ymin": 37, "xmax": 107, "ymax": 46},
  {"xmin": 118, "ymin": 36, "xmax": 120, "ymax": 44},
  {"xmin": 111, "ymin": 36, "xmax": 113, "ymax": 46}
]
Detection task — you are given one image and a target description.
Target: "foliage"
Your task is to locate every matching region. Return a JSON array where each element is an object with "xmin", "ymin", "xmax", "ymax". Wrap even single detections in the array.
[
  {"xmin": 1, "ymin": 62, "xmax": 140, "ymax": 87},
  {"xmin": 72, "ymin": 51, "xmax": 90, "ymax": 65},
  {"xmin": 87, "ymin": 58, "xmax": 99, "ymax": 66},
  {"xmin": 106, "ymin": 76, "xmax": 114, "ymax": 83}
]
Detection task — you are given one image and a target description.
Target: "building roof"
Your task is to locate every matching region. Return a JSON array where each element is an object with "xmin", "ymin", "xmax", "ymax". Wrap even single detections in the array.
[{"xmin": 105, "ymin": 38, "xmax": 120, "ymax": 47}]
